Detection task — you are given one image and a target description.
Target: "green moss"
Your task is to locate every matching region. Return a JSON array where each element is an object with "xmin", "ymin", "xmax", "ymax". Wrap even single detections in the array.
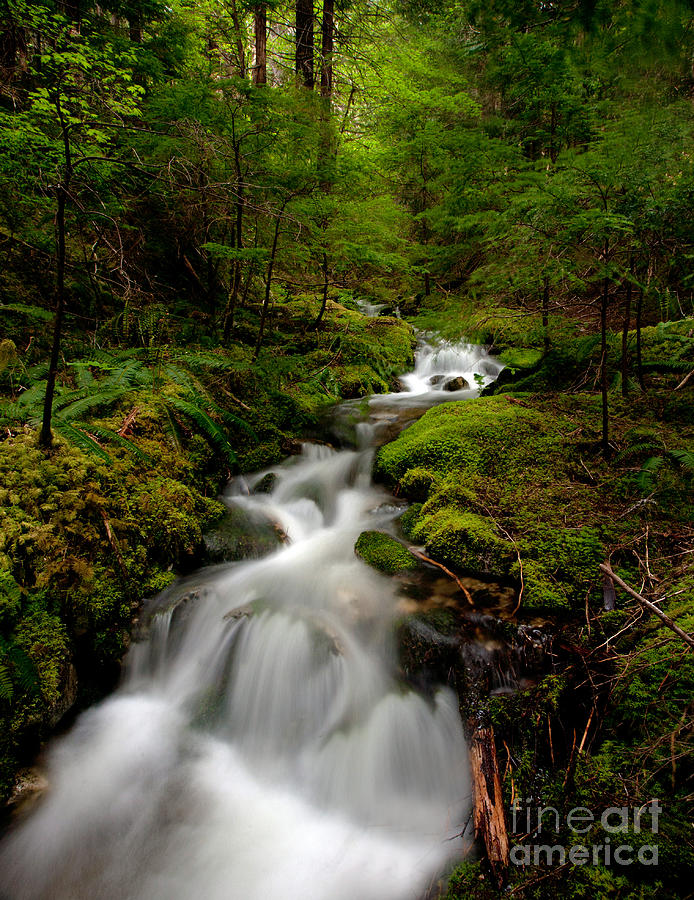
[
  {"xmin": 397, "ymin": 466, "xmax": 440, "ymax": 501},
  {"xmin": 399, "ymin": 503, "xmax": 423, "ymax": 540},
  {"xmin": 411, "ymin": 508, "xmax": 514, "ymax": 577},
  {"xmin": 354, "ymin": 530, "xmax": 419, "ymax": 574},
  {"xmin": 498, "ymin": 347, "xmax": 544, "ymax": 370}
]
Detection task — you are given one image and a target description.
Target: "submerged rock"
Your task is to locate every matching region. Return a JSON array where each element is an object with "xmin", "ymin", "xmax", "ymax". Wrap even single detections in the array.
[{"xmin": 202, "ymin": 504, "xmax": 283, "ymax": 564}]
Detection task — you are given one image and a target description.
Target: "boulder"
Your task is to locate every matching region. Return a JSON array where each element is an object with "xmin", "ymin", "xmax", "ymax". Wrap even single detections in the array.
[{"xmin": 443, "ymin": 376, "xmax": 469, "ymax": 391}]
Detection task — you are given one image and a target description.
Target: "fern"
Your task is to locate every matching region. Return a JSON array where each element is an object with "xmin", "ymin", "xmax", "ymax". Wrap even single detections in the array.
[
  {"xmin": 52, "ymin": 420, "xmax": 112, "ymax": 461},
  {"xmin": 0, "ymin": 639, "xmax": 39, "ymax": 702},
  {"xmin": 0, "ymin": 662, "xmax": 13, "ymax": 702},
  {"xmin": 669, "ymin": 449, "xmax": 694, "ymax": 475},
  {"xmin": 614, "ymin": 441, "xmax": 664, "ymax": 464},
  {"xmin": 165, "ymin": 397, "xmax": 238, "ymax": 464}
]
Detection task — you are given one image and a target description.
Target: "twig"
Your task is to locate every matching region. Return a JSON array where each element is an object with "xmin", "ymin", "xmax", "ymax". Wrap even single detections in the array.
[
  {"xmin": 600, "ymin": 563, "xmax": 694, "ymax": 651},
  {"xmin": 118, "ymin": 405, "xmax": 139, "ymax": 436},
  {"xmin": 408, "ymin": 547, "xmax": 474, "ymax": 605},
  {"xmin": 99, "ymin": 509, "xmax": 129, "ymax": 579}
]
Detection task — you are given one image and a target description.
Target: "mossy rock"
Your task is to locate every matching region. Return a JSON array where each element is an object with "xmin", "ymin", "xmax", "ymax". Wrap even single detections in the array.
[
  {"xmin": 411, "ymin": 508, "xmax": 515, "ymax": 578},
  {"xmin": 202, "ymin": 504, "xmax": 283, "ymax": 564},
  {"xmin": 399, "ymin": 503, "xmax": 423, "ymax": 540},
  {"xmin": 498, "ymin": 348, "xmax": 544, "ymax": 370},
  {"xmin": 397, "ymin": 467, "xmax": 439, "ymax": 501},
  {"xmin": 354, "ymin": 530, "xmax": 419, "ymax": 575}
]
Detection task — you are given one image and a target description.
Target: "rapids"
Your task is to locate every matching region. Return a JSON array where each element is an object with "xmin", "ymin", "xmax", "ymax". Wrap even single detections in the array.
[{"xmin": 0, "ymin": 339, "xmax": 503, "ymax": 900}]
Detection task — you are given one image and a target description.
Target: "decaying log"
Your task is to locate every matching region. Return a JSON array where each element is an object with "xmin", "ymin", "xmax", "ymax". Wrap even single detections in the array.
[
  {"xmin": 469, "ymin": 723, "xmax": 510, "ymax": 889},
  {"xmin": 600, "ymin": 563, "xmax": 694, "ymax": 651}
]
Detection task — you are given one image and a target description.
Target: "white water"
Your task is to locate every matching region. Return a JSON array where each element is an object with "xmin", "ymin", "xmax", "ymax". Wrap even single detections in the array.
[{"xmin": 0, "ymin": 339, "xmax": 500, "ymax": 900}]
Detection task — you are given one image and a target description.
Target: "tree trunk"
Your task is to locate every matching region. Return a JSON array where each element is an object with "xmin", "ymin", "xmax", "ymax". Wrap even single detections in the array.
[
  {"xmin": 254, "ymin": 199, "xmax": 288, "ymax": 359},
  {"xmin": 312, "ymin": 251, "xmax": 329, "ymax": 329},
  {"xmin": 296, "ymin": 0, "xmax": 314, "ymax": 88},
  {"xmin": 129, "ymin": 12, "xmax": 142, "ymax": 43},
  {"xmin": 227, "ymin": 0, "xmax": 246, "ymax": 77},
  {"xmin": 252, "ymin": 5, "xmax": 267, "ymax": 85},
  {"xmin": 320, "ymin": 0, "xmax": 333, "ymax": 99},
  {"xmin": 600, "ymin": 272, "xmax": 610, "ymax": 457},
  {"xmin": 542, "ymin": 275, "xmax": 550, "ymax": 353},
  {"xmin": 40, "ymin": 188, "xmax": 66, "ymax": 448},
  {"xmin": 469, "ymin": 725, "xmax": 510, "ymax": 890},
  {"xmin": 621, "ymin": 268, "xmax": 633, "ymax": 397},
  {"xmin": 635, "ymin": 285, "xmax": 645, "ymax": 390},
  {"xmin": 223, "ymin": 146, "xmax": 245, "ymax": 342},
  {"xmin": 41, "ymin": 94, "xmax": 72, "ymax": 449}
]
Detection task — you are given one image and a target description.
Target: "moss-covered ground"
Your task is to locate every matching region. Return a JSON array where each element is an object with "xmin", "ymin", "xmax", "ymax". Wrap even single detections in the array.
[{"xmin": 389, "ymin": 294, "xmax": 694, "ymax": 898}]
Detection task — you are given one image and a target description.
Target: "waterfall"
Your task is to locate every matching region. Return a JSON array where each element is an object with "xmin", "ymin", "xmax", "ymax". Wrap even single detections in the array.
[{"xmin": 0, "ymin": 339, "xmax": 500, "ymax": 900}]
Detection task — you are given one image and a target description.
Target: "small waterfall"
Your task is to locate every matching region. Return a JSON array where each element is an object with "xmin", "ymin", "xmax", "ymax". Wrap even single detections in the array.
[
  {"xmin": 389, "ymin": 337, "xmax": 503, "ymax": 402},
  {"xmin": 0, "ymin": 336, "xmax": 505, "ymax": 900}
]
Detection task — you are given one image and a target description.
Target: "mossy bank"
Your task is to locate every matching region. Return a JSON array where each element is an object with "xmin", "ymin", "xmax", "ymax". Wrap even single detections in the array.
[{"xmin": 0, "ymin": 298, "xmax": 414, "ymax": 803}]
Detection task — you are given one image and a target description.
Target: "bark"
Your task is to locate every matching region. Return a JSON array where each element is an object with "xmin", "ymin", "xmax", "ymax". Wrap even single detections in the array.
[
  {"xmin": 320, "ymin": 0, "xmax": 333, "ymax": 99},
  {"xmin": 227, "ymin": 0, "xmax": 246, "ymax": 78},
  {"xmin": 41, "ymin": 93, "xmax": 72, "ymax": 448},
  {"xmin": 621, "ymin": 267, "xmax": 633, "ymax": 397},
  {"xmin": 223, "ymin": 146, "xmax": 245, "ymax": 342},
  {"xmin": 469, "ymin": 726, "xmax": 510, "ymax": 890},
  {"xmin": 312, "ymin": 251, "xmax": 329, "ymax": 329},
  {"xmin": 254, "ymin": 199, "xmax": 288, "ymax": 359},
  {"xmin": 252, "ymin": 5, "xmax": 267, "ymax": 85},
  {"xmin": 635, "ymin": 285, "xmax": 645, "ymax": 390},
  {"xmin": 129, "ymin": 12, "xmax": 142, "ymax": 43},
  {"xmin": 295, "ymin": 0, "xmax": 314, "ymax": 88},
  {"xmin": 600, "ymin": 246, "xmax": 610, "ymax": 457},
  {"xmin": 542, "ymin": 276, "xmax": 550, "ymax": 353}
]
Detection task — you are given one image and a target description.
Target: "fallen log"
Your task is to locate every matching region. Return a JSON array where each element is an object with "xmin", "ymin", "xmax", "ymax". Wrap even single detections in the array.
[{"xmin": 468, "ymin": 723, "xmax": 510, "ymax": 889}]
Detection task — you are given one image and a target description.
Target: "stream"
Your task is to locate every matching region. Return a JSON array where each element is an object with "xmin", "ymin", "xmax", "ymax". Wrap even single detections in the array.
[{"xmin": 0, "ymin": 337, "xmax": 508, "ymax": 900}]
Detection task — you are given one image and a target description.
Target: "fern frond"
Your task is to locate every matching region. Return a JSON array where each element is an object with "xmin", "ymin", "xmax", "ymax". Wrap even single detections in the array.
[
  {"xmin": 668, "ymin": 449, "xmax": 694, "ymax": 474},
  {"xmin": 165, "ymin": 397, "xmax": 237, "ymax": 465},
  {"xmin": 635, "ymin": 456, "xmax": 665, "ymax": 493},
  {"xmin": 7, "ymin": 647, "xmax": 39, "ymax": 695},
  {"xmin": 614, "ymin": 441, "xmax": 665, "ymax": 464},
  {"xmin": 160, "ymin": 404, "xmax": 183, "ymax": 454},
  {"xmin": 0, "ymin": 661, "xmax": 13, "ymax": 702},
  {"xmin": 59, "ymin": 388, "xmax": 131, "ymax": 421},
  {"xmin": 84, "ymin": 423, "xmax": 152, "ymax": 462},
  {"xmin": 53, "ymin": 420, "xmax": 111, "ymax": 461}
]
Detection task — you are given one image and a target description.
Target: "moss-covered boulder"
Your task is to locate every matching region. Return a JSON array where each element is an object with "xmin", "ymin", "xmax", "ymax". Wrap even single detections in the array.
[
  {"xmin": 354, "ymin": 530, "xmax": 419, "ymax": 575},
  {"xmin": 374, "ymin": 395, "xmax": 612, "ymax": 613},
  {"xmin": 409, "ymin": 508, "xmax": 515, "ymax": 578}
]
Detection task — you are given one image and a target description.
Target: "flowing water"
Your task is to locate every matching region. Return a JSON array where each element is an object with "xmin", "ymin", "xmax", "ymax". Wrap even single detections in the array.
[{"xmin": 0, "ymin": 339, "xmax": 504, "ymax": 900}]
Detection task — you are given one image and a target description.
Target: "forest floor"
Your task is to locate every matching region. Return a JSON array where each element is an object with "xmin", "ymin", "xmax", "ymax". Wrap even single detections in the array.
[{"xmin": 387, "ymin": 294, "xmax": 694, "ymax": 899}]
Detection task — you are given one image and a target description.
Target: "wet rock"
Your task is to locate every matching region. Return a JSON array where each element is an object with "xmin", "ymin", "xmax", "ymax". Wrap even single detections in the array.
[
  {"xmin": 202, "ymin": 504, "xmax": 283, "ymax": 564},
  {"xmin": 8, "ymin": 767, "xmax": 49, "ymax": 814},
  {"xmin": 429, "ymin": 374, "xmax": 445, "ymax": 386},
  {"xmin": 47, "ymin": 662, "xmax": 78, "ymax": 728},
  {"xmin": 396, "ymin": 611, "xmax": 461, "ymax": 689},
  {"xmin": 252, "ymin": 473, "xmax": 277, "ymax": 494},
  {"xmin": 442, "ymin": 376, "xmax": 469, "ymax": 391}
]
